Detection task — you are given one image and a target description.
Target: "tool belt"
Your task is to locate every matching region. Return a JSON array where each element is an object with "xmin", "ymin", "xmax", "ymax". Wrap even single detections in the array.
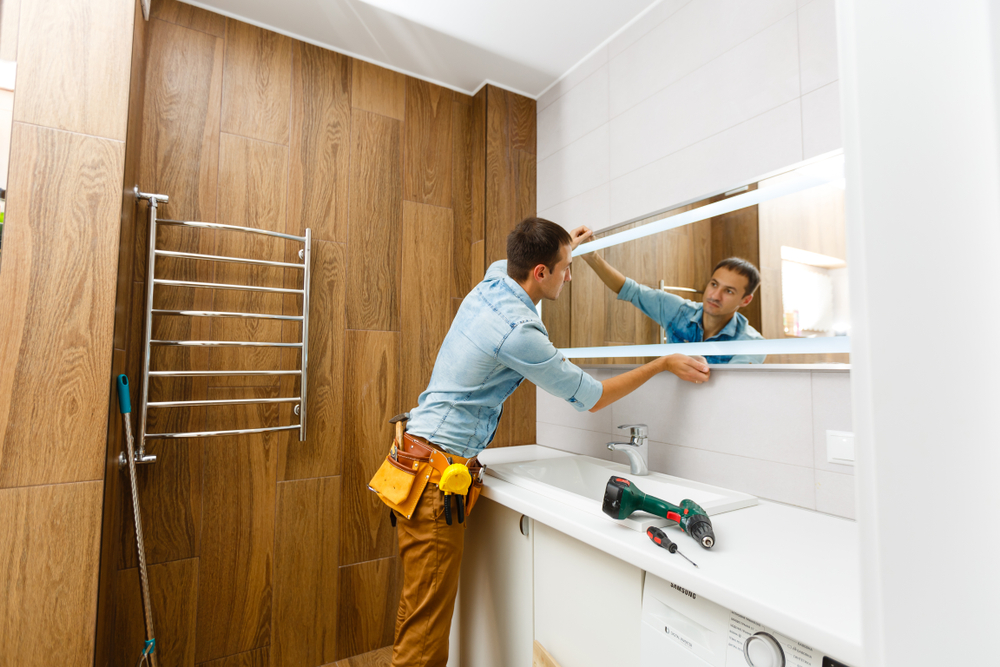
[{"xmin": 369, "ymin": 429, "xmax": 485, "ymax": 522}]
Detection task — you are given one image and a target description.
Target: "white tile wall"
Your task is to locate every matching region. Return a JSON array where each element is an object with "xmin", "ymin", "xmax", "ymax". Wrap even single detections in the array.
[
  {"xmin": 537, "ymin": 0, "xmax": 841, "ymax": 230},
  {"xmin": 802, "ymin": 80, "xmax": 841, "ymax": 159},
  {"xmin": 535, "ymin": 369, "xmax": 855, "ymax": 518},
  {"xmin": 608, "ymin": 100, "xmax": 803, "ymax": 224},
  {"xmin": 610, "ymin": 14, "xmax": 800, "ymax": 179},
  {"xmin": 797, "ymin": 0, "xmax": 839, "ymax": 93}
]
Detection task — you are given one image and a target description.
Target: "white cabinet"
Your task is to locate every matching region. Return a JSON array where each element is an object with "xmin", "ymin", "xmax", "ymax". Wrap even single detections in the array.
[
  {"xmin": 533, "ymin": 522, "xmax": 644, "ymax": 667},
  {"xmin": 453, "ymin": 497, "xmax": 534, "ymax": 667}
]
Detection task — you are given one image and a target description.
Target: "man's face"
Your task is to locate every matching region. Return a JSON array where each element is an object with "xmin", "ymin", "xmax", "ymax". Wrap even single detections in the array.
[
  {"xmin": 703, "ymin": 267, "xmax": 753, "ymax": 317},
  {"xmin": 539, "ymin": 244, "xmax": 572, "ymax": 300}
]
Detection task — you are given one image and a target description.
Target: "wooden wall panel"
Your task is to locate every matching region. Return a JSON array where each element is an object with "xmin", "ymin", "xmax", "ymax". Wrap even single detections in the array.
[
  {"xmin": 334, "ymin": 647, "xmax": 393, "ymax": 667},
  {"xmin": 351, "ymin": 60, "xmax": 405, "ymax": 120},
  {"xmin": 220, "ymin": 19, "xmax": 292, "ymax": 145},
  {"xmin": 485, "ymin": 87, "xmax": 513, "ymax": 267},
  {"xmin": 404, "ymin": 78, "xmax": 453, "ymax": 207},
  {"xmin": 341, "ymin": 331, "xmax": 399, "ymax": 565},
  {"xmin": 279, "ymin": 240, "xmax": 346, "ymax": 481},
  {"xmin": 401, "ymin": 202, "xmax": 454, "ymax": 409},
  {"xmin": 196, "ymin": 389, "xmax": 278, "ymax": 663},
  {"xmin": 710, "ymin": 206, "xmax": 762, "ymax": 333},
  {"xmin": 111, "ymin": 558, "xmax": 199, "ymax": 667},
  {"xmin": 138, "ymin": 18, "xmax": 223, "ymax": 228},
  {"xmin": 0, "ymin": 124, "xmax": 125, "ymax": 488},
  {"xmin": 347, "ymin": 110, "xmax": 403, "ymax": 331},
  {"xmin": 151, "ymin": 0, "xmax": 226, "ymax": 37},
  {"xmin": 288, "ymin": 42, "xmax": 351, "ymax": 243},
  {"xmin": 272, "ymin": 476, "xmax": 341, "ymax": 667},
  {"xmin": 451, "ymin": 96, "xmax": 474, "ymax": 298},
  {"xmin": 541, "ymin": 282, "xmax": 572, "ymax": 349},
  {"xmin": 336, "ymin": 557, "xmax": 404, "ymax": 660},
  {"xmin": 198, "ymin": 648, "xmax": 269, "ymax": 667},
  {"xmin": 13, "ymin": 0, "xmax": 132, "ymax": 140},
  {"xmin": 0, "ymin": 481, "xmax": 103, "ymax": 667},
  {"xmin": 471, "ymin": 88, "xmax": 487, "ymax": 245}
]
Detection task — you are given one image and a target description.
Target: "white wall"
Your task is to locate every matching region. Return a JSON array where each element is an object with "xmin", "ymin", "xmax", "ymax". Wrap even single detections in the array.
[
  {"xmin": 538, "ymin": 368, "xmax": 855, "ymax": 518},
  {"xmin": 838, "ymin": 1, "xmax": 1000, "ymax": 665},
  {"xmin": 536, "ymin": 0, "xmax": 841, "ymax": 232}
]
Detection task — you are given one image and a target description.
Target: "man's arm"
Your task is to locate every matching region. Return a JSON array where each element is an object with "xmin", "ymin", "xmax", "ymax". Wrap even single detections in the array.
[
  {"xmin": 589, "ymin": 354, "xmax": 709, "ymax": 412},
  {"xmin": 581, "ymin": 252, "xmax": 627, "ymax": 294}
]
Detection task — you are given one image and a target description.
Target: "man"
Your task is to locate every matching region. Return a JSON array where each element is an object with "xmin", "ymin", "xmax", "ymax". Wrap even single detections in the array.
[
  {"xmin": 581, "ymin": 251, "xmax": 765, "ymax": 365},
  {"xmin": 373, "ymin": 217, "xmax": 708, "ymax": 667}
]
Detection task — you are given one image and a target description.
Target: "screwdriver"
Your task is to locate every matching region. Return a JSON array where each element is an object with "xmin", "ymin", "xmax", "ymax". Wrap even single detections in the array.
[{"xmin": 646, "ymin": 526, "xmax": 699, "ymax": 567}]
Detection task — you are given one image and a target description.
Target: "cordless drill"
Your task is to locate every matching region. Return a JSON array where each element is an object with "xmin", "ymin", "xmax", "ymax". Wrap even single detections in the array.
[{"xmin": 602, "ymin": 476, "xmax": 716, "ymax": 548}]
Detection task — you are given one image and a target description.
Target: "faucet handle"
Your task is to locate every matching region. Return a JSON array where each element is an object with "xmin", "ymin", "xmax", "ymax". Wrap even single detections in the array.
[{"xmin": 618, "ymin": 423, "xmax": 647, "ymax": 438}]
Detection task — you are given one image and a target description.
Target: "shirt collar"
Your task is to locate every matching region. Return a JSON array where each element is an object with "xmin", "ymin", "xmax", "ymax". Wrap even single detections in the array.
[{"xmin": 689, "ymin": 303, "xmax": 743, "ymax": 340}]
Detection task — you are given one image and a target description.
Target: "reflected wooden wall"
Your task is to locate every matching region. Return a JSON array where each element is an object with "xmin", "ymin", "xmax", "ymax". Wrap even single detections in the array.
[{"xmin": 95, "ymin": 3, "xmax": 534, "ymax": 666}]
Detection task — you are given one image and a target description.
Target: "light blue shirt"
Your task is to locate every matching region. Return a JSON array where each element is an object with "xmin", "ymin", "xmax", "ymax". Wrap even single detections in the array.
[
  {"xmin": 406, "ymin": 260, "xmax": 604, "ymax": 458},
  {"xmin": 618, "ymin": 278, "xmax": 766, "ymax": 364}
]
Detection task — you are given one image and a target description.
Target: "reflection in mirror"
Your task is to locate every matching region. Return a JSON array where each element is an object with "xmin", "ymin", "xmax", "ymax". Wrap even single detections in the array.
[
  {"xmin": 0, "ymin": 0, "xmax": 17, "ymax": 265},
  {"xmin": 543, "ymin": 154, "xmax": 848, "ymax": 366}
]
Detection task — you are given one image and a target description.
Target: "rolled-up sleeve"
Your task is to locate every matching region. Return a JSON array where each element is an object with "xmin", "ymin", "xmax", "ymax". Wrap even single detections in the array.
[
  {"xmin": 496, "ymin": 321, "xmax": 603, "ymax": 411},
  {"xmin": 618, "ymin": 278, "xmax": 685, "ymax": 329}
]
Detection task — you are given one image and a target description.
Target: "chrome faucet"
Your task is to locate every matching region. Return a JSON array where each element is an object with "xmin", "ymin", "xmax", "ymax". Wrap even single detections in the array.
[{"xmin": 607, "ymin": 423, "xmax": 649, "ymax": 476}]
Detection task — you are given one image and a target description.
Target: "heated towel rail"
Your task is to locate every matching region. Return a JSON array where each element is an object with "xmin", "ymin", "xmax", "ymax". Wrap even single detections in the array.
[{"xmin": 128, "ymin": 187, "xmax": 311, "ymax": 465}]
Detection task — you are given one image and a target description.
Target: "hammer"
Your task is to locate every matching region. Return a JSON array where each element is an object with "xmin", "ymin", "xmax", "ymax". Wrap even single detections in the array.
[{"xmin": 389, "ymin": 412, "xmax": 409, "ymax": 450}]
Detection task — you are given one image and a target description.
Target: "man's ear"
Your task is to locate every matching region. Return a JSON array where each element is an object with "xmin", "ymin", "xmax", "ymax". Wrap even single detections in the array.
[
  {"xmin": 532, "ymin": 263, "xmax": 547, "ymax": 282},
  {"xmin": 740, "ymin": 292, "xmax": 754, "ymax": 308}
]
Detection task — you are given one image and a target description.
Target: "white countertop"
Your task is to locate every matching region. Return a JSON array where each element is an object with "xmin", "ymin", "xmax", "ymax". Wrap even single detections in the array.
[{"xmin": 477, "ymin": 445, "xmax": 862, "ymax": 667}]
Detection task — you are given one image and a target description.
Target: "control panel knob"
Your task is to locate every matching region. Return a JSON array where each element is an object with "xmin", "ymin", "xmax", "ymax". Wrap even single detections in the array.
[{"xmin": 743, "ymin": 632, "xmax": 785, "ymax": 667}]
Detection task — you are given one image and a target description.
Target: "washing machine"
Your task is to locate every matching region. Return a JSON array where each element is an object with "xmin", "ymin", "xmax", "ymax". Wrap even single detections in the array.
[{"xmin": 639, "ymin": 574, "xmax": 852, "ymax": 667}]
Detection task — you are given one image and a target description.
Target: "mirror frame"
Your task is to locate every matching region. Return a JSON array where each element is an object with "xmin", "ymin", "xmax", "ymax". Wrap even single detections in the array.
[{"xmin": 559, "ymin": 150, "xmax": 849, "ymax": 362}]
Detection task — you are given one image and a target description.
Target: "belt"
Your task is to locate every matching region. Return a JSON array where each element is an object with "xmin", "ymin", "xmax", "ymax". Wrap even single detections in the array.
[{"xmin": 395, "ymin": 433, "xmax": 483, "ymax": 485}]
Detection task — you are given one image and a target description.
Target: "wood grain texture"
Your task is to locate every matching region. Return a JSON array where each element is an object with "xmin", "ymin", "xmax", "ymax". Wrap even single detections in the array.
[
  {"xmin": 0, "ymin": 124, "xmax": 126, "ymax": 488},
  {"xmin": 221, "ymin": 18, "xmax": 292, "ymax": 145},
  {"xmin": 492, "ymin": 380, "xmax": 536, "ymax": 448},
  {"xmin": 0, "ymin": 0, "xmax": 19, "ymax": 61},
  {"xmin": 485, "ymin": 86, "xmax": 513, "ymax": 266},
  {"xmin": 336, "ymin": 557, "xmax": 404, "ymax": 660},
  {"xmin": 351, "ymin": 60, "xmax": 405, "ymax": 120},
  {"xmin": 401, "ymin": 202, "xmax": 453, "ymax": 409},
  {"xmin": 272, "ymin": 476, "xmax": 341, "ymax": 667},
  {"xmin": 196, "ymin": 388, "xmax": 279, "ymax": 663},
  {"xmin": 710, "ymin": 205, "xmax": 762, "ymax": 334},
  {"xmin": 197, "ymin": 648, "xmax": 269, "ymax": 667},
  {"xmin": 0, "ymin": 481, "xmax": 103, "ymax": 667},
  {"xmin": 111, "ymin": 558, "xmax": 199, "ymax": 667},
  {"xmin": 152, "ymin": 0, "xmax": 226, "ymax": 37},
  {"xmin": 14, "ymin": 0, "xmax": 132, "ymax": 140},
  {"xmin": 470, "ymin": 88, "xmax": 487, "ymax": 244},
  {"xmin": 450, "ymin": 95, "xmax": 474, "ymax": 298},
  {"xmin": 340, "ymin": 331, "xmax": 399, "ymax": 565},
  {"xmin": 332, "ymin": 646, "xmax": 392, "ymax": 667},
  {"xmin": 510, "ymin": 92, "xmax": 537, "ymax": 154},
  {"xmin": 279, "ymin": 240, "xmax": 346, "ymax": 480},
  {"xmin": 541, "ymin": 281, "xmax": 571, "ymax": 349},
  {"xmin": 138, "ymin": 18, "xmax": 223, "ymax": 231},
  {"xmin": 471, "ymin": 240, "xmax": 485, "ymax": 286},
  {"xmin": 533, "ymin": 641, "xmax": 562, "ymax": 667},
  {"xmin": 347, "ymin": 110, "xmax": 403, "ymax": 331},
  {"xmin": 288, "ymin": 42, "xmax": 352, "ymax": 243},
  {"xmin": 210, "ymin": 133, "xmax": 290, "ymax": 387},
  {"xmin": 404, "ymin": 78, "xmax": 453, "ymax": 206}
]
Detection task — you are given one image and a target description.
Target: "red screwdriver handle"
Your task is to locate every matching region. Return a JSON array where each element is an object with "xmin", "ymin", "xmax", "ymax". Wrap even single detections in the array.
[{"xmin": 646, "ymin": 526, "xmax": 678, "ymax": 553}]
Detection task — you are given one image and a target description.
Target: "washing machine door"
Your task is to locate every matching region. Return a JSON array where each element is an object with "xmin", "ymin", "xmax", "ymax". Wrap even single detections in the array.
[
  {"xmin": 640, "ymin": 575, "xmax": 730, "ymax": 667},
  {"xmin": 640, "ymin": 617, "xmax": 715, "ymax": 667}
]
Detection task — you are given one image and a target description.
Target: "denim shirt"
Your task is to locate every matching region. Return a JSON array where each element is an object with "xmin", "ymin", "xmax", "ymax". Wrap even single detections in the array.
[
  {"xmin": 406, "ymin": 260, "xmax": 604, "ymax": 458},
  {"xmin": 618, "ymin": 278, "xmax": 766, "ymax": 364}
]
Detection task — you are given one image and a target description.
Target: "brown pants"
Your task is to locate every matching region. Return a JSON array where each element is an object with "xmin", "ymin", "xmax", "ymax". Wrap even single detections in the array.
[{"xmin": 392, "ymin": 482, "xmax": 468, "ymax": 667}]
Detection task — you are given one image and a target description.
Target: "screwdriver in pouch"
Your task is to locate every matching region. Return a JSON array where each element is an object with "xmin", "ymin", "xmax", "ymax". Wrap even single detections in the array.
[{"xmin": 646, "ymin": 526, "xmax": 699, "ymax": 568}]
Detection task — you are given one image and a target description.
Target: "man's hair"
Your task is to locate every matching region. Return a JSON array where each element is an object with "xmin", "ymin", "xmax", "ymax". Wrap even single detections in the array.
[
  {"xmin": 713, "ymin": 257, "xmax": 761, "ymax": 296},
  {"xmin": 506, "ymin": 217, "xmax": 572, "ymax": 282}
]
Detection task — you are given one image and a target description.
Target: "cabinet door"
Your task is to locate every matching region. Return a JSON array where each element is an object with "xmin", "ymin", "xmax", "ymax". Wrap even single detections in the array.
[
  {"xmin": 533, "ymin": 522, "xmax": 644, "ymax": 667},
  {"xmin": 453, "ymin": 497, "xmax": 534, "ymax": 667}
]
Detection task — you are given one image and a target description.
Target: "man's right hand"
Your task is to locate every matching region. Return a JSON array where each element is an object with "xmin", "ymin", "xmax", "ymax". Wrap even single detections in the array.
[{"xmin": 664, "ymin": 354, "xmax": 710, "ymax": 384}]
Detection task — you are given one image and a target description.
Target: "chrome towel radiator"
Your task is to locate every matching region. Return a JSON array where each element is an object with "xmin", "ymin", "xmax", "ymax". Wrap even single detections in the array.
[{"xmin": 128, "ymin": 188, "xmax": 311, "ymax": 465}]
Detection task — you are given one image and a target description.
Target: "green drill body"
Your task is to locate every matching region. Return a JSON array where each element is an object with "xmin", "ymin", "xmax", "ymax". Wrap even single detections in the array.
[{"xmin": 602, "ymin": 476, "xmax": 716, "ymax": 548}]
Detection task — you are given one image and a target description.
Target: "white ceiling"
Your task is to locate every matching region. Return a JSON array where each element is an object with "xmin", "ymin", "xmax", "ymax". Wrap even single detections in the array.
[{"xmin": 181, "ymin": 0, "xmax": 661, "ymax": 97}]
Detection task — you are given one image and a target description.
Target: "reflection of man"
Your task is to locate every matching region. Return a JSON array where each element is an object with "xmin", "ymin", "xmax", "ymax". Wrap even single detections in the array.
[
  {"xmin": 379, "ymin": 218, "xmax": 693, "ymax": 667},
  {"xmin": 582, "ymin": 251, "xmax": 765, "ymax": 364}
]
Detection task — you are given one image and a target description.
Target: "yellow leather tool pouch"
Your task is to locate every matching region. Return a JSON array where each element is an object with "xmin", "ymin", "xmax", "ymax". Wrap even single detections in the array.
[{"xmin": 368, "ymin": 451, "xmax": 430, "ymax": 519}]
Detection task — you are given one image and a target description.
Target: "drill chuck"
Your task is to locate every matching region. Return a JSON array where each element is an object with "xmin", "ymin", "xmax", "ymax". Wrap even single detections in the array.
[{"xmin": 687, "ymin": 514, "xmax": 715, "ymax": 548}]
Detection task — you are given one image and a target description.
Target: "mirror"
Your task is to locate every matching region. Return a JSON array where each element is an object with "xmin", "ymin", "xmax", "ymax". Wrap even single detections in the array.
[
  {"xmin": 0, "ymin": 0, "xmax": 18, "ymax": 265},
  {"xmin": 543, "ymin": 153, "xmax": 849, "ymax": 366}
]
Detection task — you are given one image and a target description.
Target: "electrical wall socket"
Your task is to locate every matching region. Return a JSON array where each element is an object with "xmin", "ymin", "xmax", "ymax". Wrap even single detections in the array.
[{"xmin": 826, "ymin": 430, "xmax": 855, "ymax": 466}]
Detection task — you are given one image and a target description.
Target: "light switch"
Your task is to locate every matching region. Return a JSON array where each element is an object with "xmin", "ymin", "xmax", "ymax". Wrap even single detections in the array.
[{"xmin": 826, "ymin": 430, "xmax": 855, "ymax": 465}]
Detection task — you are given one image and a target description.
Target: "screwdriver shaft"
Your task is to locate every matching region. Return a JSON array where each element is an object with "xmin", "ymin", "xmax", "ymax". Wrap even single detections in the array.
[{"xmin": 676, "ymin": 549, "xmax": 699, "ymax": 568}]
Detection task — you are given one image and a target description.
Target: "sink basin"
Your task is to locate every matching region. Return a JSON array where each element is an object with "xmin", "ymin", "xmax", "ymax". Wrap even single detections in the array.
[{"xmin": 486, "ymin": 454, "xmax": 757, "ymax": 532}]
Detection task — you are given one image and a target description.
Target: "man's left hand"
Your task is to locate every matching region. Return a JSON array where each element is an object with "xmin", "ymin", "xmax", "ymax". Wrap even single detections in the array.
[{"xmin": 569, "ymin": 226, "xmax": 593, "ymax": 250}]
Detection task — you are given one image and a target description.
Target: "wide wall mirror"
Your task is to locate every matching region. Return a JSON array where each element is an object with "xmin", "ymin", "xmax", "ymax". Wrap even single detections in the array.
[{"xmin": 542, "ymin": 152, "xmax": 849, "ymax": 366}]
